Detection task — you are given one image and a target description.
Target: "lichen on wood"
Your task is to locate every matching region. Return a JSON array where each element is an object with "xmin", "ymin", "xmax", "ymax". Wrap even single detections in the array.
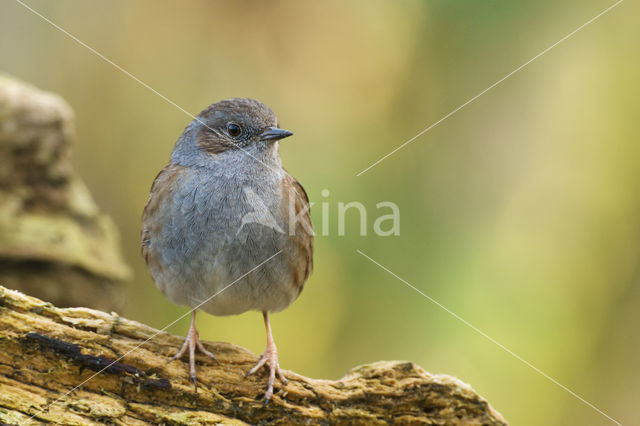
[{"xmin": 0, "ymin": 286, "xmax": 507, "ymax": 425}]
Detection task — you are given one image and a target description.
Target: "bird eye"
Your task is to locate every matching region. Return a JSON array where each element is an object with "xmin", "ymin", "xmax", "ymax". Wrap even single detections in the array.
[{"xmin": 226, "ymin": 123, "xmax": 242, "ymax": 137}]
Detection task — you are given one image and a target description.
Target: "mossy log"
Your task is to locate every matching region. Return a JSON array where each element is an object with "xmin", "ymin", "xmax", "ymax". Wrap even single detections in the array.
[
  {"xmin": 0, "ymin": 286, "xmax": 507, "ymax": 425},
  {"xmin": 0, "ymin": 76, "xmax": 130, "ymax": 312}
]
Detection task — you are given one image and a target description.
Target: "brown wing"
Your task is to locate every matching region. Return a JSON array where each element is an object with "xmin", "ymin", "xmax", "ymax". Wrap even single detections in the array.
[
  {"xmin": 282, "ymin": 172, "xmax": 314, "ymax": 295},
  {"xmin": 140, "ymin": 164, "xmax": 183, "ymax": 268}
]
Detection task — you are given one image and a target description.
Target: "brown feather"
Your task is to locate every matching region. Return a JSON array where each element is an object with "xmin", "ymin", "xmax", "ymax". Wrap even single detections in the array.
[
  {"xmin": 140, "ymin": 164, "xmax": 184, "ymax": 270},
  {"xmin": 281, "ymin": 172, "xmax": 314, "ymax": 296},
  {"xmin": 197, "ymin": 126, "xmax": 234, "ymax": 155}
]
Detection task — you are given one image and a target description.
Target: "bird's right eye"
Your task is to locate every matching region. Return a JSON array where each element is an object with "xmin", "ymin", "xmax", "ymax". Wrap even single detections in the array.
[{"xmin": 227, "ymin": 123, "xmax": 242, "ymax": 137}]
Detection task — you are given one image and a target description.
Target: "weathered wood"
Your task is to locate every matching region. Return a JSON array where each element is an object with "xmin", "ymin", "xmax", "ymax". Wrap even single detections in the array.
[
  {"xmin": 0, "ymin": 76, "xmax": 130, "ymax": 312},
  {"xmin": 0, "ymin": 286, "xmax": 507, "ymax": 425}
]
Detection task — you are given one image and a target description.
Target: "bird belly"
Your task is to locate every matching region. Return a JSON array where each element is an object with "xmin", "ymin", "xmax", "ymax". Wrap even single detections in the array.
[
  {"xmin": 146, "ymin": 170, "xmax": 301, "ymax": 316},
  {"xmin": 153, "ymin": 225, "xmax": 300, "ymax": 316}
]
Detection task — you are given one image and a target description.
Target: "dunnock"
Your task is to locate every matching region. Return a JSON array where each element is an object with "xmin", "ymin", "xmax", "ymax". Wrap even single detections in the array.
[{"xmin": 141, "ymin": 98, "xmax": 313, "ymax": 403}]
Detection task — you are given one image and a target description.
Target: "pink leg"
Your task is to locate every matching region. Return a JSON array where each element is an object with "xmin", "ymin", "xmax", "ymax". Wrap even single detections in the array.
[
  {"xmin": 247, "ymin": 311, "xmax": 288, "ymax": 404},
  {"xmin": 171, "ymin": 310, "xmax": 217, "ymax": 391}
]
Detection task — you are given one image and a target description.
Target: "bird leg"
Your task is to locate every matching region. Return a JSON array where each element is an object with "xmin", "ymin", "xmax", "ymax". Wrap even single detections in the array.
[
  {"xmin": 247, "ymin": 311, "xmax": 288, "ymax": 404},
  {"xmin": 171, "ymin": 310, "xmax": 217, "ymax": 391}
]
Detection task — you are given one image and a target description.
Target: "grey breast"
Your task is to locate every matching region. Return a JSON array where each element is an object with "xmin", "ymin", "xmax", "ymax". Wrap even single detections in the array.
[{"xmin": 152, "ymin": 163, "xmax": 298, "ymax": 316}]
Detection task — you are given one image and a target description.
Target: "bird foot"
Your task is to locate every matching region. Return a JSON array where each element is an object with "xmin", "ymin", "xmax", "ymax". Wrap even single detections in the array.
[
  {"xmin": 247, "ymin": 344, "xmax": 288, "ymax": 404},
  {"xmin": 170, "ymin": 312, "xmax": 217, "ymax": 392}
]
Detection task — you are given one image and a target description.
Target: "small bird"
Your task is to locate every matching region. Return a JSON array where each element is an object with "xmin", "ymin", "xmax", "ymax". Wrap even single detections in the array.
[{"xmin": 141, "ymin": 98, "xmax": 313, "ymax": 403}]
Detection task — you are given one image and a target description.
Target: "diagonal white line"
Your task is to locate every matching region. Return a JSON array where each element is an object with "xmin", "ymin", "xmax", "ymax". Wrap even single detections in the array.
[
  {"xmin": 27, "ymin": 250, "xmax": 282, "ymax": 422},
  {"xmin": 356, "ymin": 0, "xmax": 624, "ymax": 176},
  {"xmin": 356, "ymin": 249, "xmax": 622, "ymax": 426},
  {"xmin": 12, "ymin": 0, "xmax": 279, "ymax": 173}
]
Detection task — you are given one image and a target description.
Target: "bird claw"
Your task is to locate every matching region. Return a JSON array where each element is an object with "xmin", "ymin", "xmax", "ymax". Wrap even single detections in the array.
[
  {"xmin": 169, "ymin": 311, "xmax": 217, "ymax": 393},
  {"xmin": 247, "ymin": 346, "xmax": 287, "ymax": 404},
  {"xmin": 247, "ymin": 353, "xmax": 267, "ymax": 376}
]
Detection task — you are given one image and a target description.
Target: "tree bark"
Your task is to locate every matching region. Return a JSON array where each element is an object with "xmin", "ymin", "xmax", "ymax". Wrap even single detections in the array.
[{"xmin": 0, "ymin": 286, "xmax": 507, "ymax": 425}]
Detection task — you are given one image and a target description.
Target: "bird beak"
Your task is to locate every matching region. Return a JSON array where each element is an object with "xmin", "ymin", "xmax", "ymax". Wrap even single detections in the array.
[{"xmin": 260, "ymin": 126, "xmax": 294, "ymax": 141}]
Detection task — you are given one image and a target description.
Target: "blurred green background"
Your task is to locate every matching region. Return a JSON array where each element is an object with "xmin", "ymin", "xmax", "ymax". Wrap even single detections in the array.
[{"xmin": 1, "ymin": 1, "xmax": 638, "ymax": 424}]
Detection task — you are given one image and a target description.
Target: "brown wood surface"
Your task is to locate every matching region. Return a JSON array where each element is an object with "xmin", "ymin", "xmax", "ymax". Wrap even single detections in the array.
[{"xmin": 0, "ymin": 286, "xmax": 507, "ymax": 425}]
